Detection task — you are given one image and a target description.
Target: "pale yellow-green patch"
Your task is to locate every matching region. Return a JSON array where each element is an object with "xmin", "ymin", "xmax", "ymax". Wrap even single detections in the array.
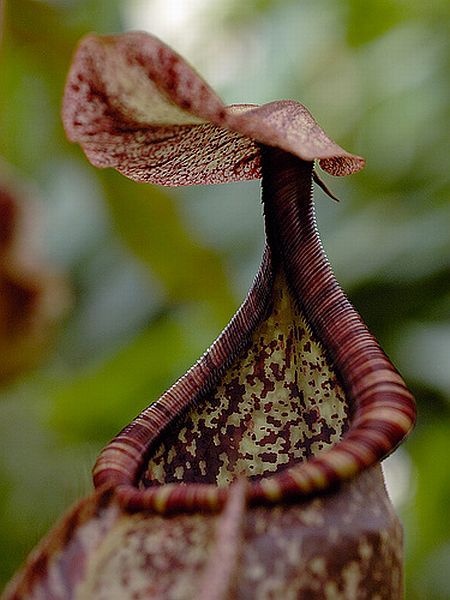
[{"xmin": 143, "ymin": 272, "xmax": 349, "ymax": 488}]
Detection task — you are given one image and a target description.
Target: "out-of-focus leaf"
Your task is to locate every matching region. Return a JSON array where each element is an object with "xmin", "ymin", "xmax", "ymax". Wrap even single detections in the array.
[
  {"xmin": 218, "ymin": 0, "xmax": 292, "ymax": 24},
  {"xmin": 346, "ymin": 0, "xmax": 408, "ymax": 47},
  {"xmin": 101, "ymin": 170, "xmax": 237, "ymax": 323},
  {"xmin": 51, "ymin": 304, "xmax": 224, "ymax": 444},
  {"xmin": 0, "ymin": 0, "xmax": 122, "ymax": 173},
  {"xmin": 404, "ymin": 425, "xmax": 450, "ymax": 599},
  {"xmin": 0, "ymin": 392, "xmax": 95, "ymax": 585}
]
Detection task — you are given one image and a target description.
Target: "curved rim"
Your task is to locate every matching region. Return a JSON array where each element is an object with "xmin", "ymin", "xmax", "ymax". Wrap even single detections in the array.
[
  {"xmin": 93, "ymin": 153, "xmax": 415, "ymax": 514},
  {"xmin": 93, "ymin": 246, "xmax": 275, "ymax": 500}
]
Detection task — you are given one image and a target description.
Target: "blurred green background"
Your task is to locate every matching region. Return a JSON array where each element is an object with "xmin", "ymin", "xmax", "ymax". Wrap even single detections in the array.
[{"xmin": 0, "ymin": 0, "xmax": 449, "ymax": 597}]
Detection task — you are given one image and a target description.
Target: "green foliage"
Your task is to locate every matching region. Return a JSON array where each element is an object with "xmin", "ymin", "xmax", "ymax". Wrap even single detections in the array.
[
  {"xmin": 0, "ymin": 0, "xmax": 448, "ymax": 597},
  {"xmin": 52, "ymin": 311, "xmax": 225, "ymax": 444},
  {"xmin": 404, "ymin": 426, "xmax": 450, "ymax": 599},
  {"xmin": 101, "ymin": 172, "xmax": 236, "ymax": 321}
]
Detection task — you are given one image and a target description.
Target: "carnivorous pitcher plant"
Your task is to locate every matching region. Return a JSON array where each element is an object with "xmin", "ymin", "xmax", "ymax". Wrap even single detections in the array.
[{"xmin": 3, "ymin": 32, "xmax": 416, "ymax": 599}]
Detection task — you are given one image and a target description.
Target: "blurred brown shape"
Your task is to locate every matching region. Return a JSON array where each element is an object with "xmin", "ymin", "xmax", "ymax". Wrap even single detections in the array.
[{"xmin": 0, "ymin": 170, "xmax": 69, "ymax": 383}]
